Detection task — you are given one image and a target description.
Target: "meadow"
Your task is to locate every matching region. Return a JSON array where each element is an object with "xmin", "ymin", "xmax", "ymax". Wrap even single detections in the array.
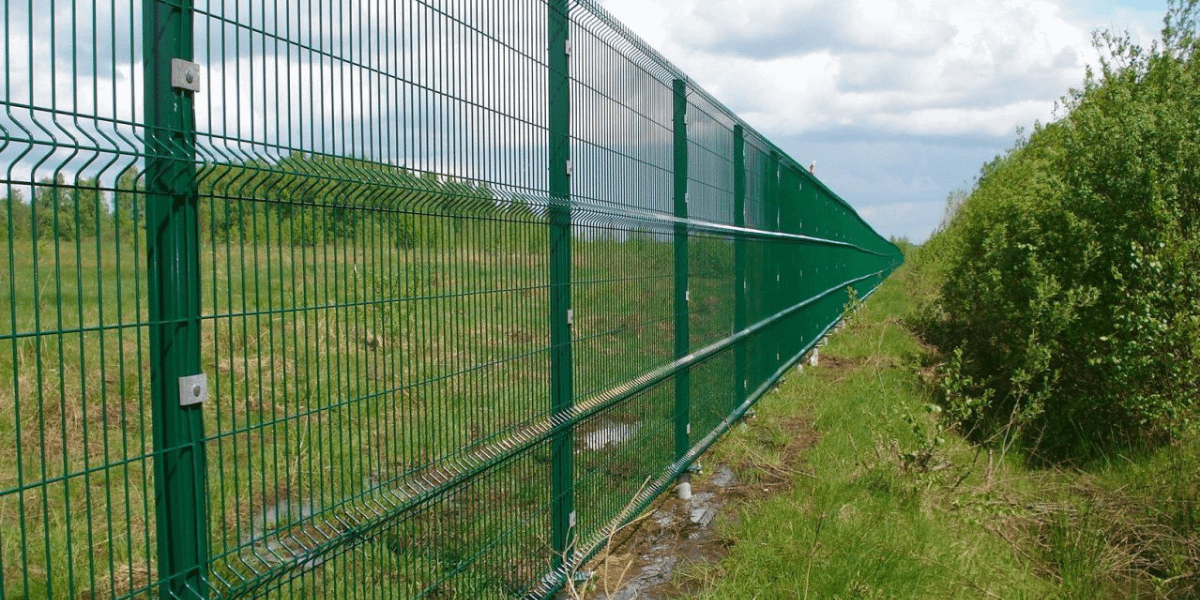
[{"xmin": 0, "ymin": 207, "xmax": 746, "ymax": 599}]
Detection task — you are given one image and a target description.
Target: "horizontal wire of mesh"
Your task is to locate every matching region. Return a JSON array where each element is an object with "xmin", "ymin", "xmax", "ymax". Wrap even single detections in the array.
[{"xmin": 0, "ymin": 0, "xmax": 902, "ymax": 598}]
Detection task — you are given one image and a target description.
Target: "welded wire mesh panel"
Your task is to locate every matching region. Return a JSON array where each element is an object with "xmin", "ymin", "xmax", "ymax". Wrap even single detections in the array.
[
  {"xmin": 685, "ymin": 95, "xmax": 736, "ymax": 226},
  {"xmin": 570, "ymin": 380, "xmax": 674, "ymax": 549},
  {"xmin": 570, "ymin": 217, "xmax": 674, "ymax": 401},
  {"xmin": 568, "ymin": 8, "xmax": 673, "ymax": 215},
  {"xmin": 189, "ymin": 0, "xmax": 563, "ymax": 596},
  {"xmin": 2, "ymin": 0, "xmax": 901, "ymax": 598},
  {"xmin": 0, "ymin": 0, "xmax": 159, "ymax": 597},
  {"xmin": 685, "ymin": 95, "xmax": 737, "ymax": 354}
]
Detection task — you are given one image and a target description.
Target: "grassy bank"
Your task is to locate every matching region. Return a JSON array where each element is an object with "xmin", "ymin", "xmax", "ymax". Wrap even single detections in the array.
[{"xmin": 671, "ymin": 266, "xmax": 1200, "ymax": 599}]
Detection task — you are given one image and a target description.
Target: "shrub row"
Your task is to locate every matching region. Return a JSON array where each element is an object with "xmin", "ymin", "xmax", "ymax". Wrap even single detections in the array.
[{"xmin": 913, "ymin": 1, "xmax": 1200, "ymax": 460}]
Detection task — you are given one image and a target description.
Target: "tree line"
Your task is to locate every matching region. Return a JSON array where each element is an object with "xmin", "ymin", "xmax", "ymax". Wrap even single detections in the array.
[{"xmin": 2, "ymin": 153, "xmax": 541, "ymax": 248}]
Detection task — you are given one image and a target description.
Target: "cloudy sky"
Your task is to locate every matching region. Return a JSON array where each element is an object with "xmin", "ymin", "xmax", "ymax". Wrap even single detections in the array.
[{"xmin": 596, "ymin": 0, "xmax": 1171, "ymax": 242}]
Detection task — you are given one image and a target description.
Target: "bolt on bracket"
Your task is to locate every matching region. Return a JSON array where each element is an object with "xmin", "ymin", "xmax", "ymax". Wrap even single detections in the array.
[
  {"xmin": 171, "ymin": 59, "xmax": 201, "ymax": 92},
  {"xmin": 178, "ymin": 373, "xmax": 207, "ymax": 407}
]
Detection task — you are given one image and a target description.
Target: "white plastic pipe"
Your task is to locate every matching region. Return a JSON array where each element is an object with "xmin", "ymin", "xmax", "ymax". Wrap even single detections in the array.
[{"xmin": 677, "ymin": 475, "xmax": 692, "ymax": 500}]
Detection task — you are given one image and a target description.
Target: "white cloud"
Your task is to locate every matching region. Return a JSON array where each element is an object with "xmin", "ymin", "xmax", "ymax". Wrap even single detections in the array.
[
  {"xmin": 600, "ymin": 0, "xmax": 1094, "ymax": 141},
  {"xmin": 679, "ymin": 0, "xmax": 959, "ymax": 58},
  {"xmin": 595, "ymin": 0, "xmax": 1157, "ymax": 241},
  {"xmin": 866, "ymin": 101, "xmax": 1057, "ymax": 137}
]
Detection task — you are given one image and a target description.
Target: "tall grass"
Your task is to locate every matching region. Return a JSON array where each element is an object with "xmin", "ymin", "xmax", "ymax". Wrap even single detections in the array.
[{"xmin": 1, "ymin": 216, "xmax": 712, "ymax": 598}]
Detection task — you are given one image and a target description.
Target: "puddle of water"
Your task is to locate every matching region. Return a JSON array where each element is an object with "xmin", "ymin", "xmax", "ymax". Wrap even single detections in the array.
[
  {"xmin": 250, "ymin": 499, "xmax": 315, "ymax": 536},
  {"xmin": 578, "ymin": 421, "xmax": 642, "ymax": 452},
  {"xmin": 242, "ymin": 499, "xmax": 325, "ymax": 568},
  {"xmin": 588, "ymin": 466, "xmax": 739, "ymax": 599},
  {"xmin": 710, "ymin": 466, "xmax": 736, "ymax": 488}
]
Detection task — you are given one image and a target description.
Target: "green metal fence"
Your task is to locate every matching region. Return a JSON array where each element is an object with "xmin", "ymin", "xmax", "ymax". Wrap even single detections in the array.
[{"xmin": 0, "ymin": 0, "xmax": 902, "ymax": 598}]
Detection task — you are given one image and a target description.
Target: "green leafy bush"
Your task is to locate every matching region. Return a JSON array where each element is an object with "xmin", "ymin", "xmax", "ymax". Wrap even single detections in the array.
[{"xmin": 915, "ymin": 0, "xmax": 1200, "ymax": 459}]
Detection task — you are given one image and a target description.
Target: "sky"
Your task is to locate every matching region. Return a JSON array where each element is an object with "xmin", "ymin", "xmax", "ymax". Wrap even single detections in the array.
[{"xmin": 596, "ymin": 0, "xmax": 1171, "ymax": 242}]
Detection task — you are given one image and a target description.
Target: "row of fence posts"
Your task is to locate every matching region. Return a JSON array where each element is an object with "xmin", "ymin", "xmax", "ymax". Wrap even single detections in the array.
[{"xmin": 139, "ymin": 0, "xmax": 793, "ymax": 597}]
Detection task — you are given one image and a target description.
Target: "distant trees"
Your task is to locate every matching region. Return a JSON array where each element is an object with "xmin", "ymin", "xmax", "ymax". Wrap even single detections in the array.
[
  {"xmin": 26, "ymin": 173, "xmax": 104, "ymax": 241},
  {"xmin": 2, "ymin": 188, "xmax": 30, "ymax": 235},
  {"xmin": 7, "ymin": 153, "xmax": 540, "ymax": 249},
  {"xmin": 192, "ymin": 153, "xmax": 521, "ymax": 248},
  {"xmin": 112, "ymin": 166, "xmax": 141, "ymax": 238},
  {"xmin": 887, "ymin": 235, "xmax": 914, "ymax": 259}
]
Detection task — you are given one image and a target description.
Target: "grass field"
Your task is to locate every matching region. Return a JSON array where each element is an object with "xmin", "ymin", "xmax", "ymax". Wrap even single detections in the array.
[
  {"xmin": 1, "ymin": 211, "xmax": 749, "ymax": 599},
  {"xmin": 686, "ymin": 269, "xmax": 1052, "ymax": 599}
]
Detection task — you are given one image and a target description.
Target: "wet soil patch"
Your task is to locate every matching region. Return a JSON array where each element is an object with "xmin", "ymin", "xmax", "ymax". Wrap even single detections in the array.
[{"xmin": 582, "ymin": 414, "xmax": 818, "ymax": 599}]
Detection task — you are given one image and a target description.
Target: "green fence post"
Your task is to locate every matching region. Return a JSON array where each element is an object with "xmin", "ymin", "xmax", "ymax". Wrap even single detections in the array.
[
  {"xmin": 143, "ymin": 1, "xmax": 208, "ymax": 599},
  {"xmin": 732, "ymin": 125, "xmax": 747, "ymax": 412},
  {"xmin": 780, "ymin": 166, "xmax": 801, "ymax": 360},
  {"xmin": 767, "ymin": 151, "xmax": 781, "ymax": 376},
  {"xmin": 672, "ymin": 79, "xmax": 690, "ymax": 467},
  {"xmin": 548, "ymin": 0, "xmax": 575, "ymax": 578}
]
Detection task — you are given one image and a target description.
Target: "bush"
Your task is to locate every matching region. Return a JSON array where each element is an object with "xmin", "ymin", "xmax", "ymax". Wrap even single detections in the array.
[{"xmin": 915, "ymin": 1, "xmax": 1200, "ymax": 459}]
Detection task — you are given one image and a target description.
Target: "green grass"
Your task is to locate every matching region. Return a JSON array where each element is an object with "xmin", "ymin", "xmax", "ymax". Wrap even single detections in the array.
[
  {"xmin": 0, "ymin": 218, "xmax": 747, "ymax": 599},
  {"xmin": 670, "ymin": 265, "xmax": 1200, "ymax": 599},
  {"xmin": 679, "ymin": 268, "xmax": 1052, "ymax": 599}
]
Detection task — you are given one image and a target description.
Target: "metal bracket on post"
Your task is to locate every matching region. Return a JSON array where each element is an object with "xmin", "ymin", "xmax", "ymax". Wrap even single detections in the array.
[
  {"xmin": 178, "ymin": 374, "xmax": 207, "ymax": 407},
  {"xmin": 170, "ymin": 58, "xmax": 201, "ymax": 92}
]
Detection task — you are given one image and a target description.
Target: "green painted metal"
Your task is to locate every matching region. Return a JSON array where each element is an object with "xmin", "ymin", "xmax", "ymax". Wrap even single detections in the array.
[
  {"xmin": 142, "ymin": 1, "xmax": 209, "ymax": 598},
  {"xmin": 733, "ymin": 124, "xmax": 747, "ymax": 412},
  {"xmin": 548, "ymin": 0, "xmax": 576, "ymax": 581},
  {"xmin": 672, "ymin": 78, "xmax": 690, "ymax": 463},
  {"xmin": 0, "ymin": 1, "xmax": 903, "ymax": 599}
]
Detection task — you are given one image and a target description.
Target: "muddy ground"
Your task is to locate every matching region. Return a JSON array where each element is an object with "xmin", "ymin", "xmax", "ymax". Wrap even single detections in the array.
[{"xmin": 577, "ymin": 412, "xmax": 819, "ymax": 600}]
